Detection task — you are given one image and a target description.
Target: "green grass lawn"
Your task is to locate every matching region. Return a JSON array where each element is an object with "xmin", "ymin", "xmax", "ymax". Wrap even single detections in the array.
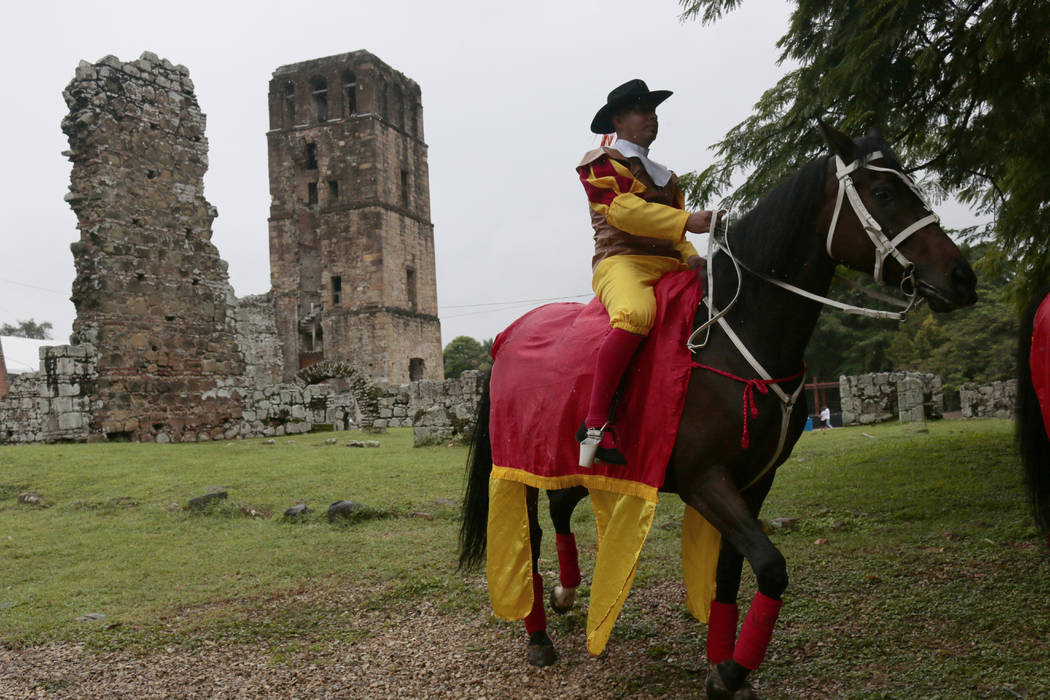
[
  {"xmin": 0, "ymin": 429, "xmax": 468, "ymax": 649},
  {"xmin": 2, "ymin": 420, "xmax": 1048, "ymax": 697}
]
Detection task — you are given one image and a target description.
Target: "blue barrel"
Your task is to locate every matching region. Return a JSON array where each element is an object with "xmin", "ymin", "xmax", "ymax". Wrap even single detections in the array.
[{"xmin": 804, "ymin": 416, "xmax": 813, "ymax": 431}]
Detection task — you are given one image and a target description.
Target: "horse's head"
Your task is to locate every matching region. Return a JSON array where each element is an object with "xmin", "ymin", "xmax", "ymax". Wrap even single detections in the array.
[{"xmin": 817, "ymin": 121, "xmax": 977, "ymax": 312}]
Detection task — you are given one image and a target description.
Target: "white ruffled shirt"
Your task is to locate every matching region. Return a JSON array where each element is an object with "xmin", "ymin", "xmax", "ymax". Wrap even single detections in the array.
[{"xmin": 610, "ymin": 138, "xmax": 672, "ymax": 188}]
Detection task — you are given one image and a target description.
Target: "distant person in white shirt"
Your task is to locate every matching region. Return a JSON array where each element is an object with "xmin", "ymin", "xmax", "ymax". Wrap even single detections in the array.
[{"xmin": 819, "ymin": 406, "xmax": 832, "ymax": 429}]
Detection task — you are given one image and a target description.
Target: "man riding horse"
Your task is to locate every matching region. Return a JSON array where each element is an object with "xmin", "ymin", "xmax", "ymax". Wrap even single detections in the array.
[{"xmin": 578, "ymin": 79, "xmax": 719, "ymax": 467}]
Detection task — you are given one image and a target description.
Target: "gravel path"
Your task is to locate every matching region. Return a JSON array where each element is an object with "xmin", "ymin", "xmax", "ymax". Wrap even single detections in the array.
[{"xmin": 0, "ymin": 583, "xmax": 725, "ymax": 699}]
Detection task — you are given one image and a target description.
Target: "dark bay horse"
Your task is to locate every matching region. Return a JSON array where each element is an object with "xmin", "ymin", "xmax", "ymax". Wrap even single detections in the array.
[
  {"xmin": 460, "ymin": 122, "xmax": 977, "ymax": 699},
  {"xmin": 1017, "ymin": 285, "xmax": 1050, "ymax": 548}
]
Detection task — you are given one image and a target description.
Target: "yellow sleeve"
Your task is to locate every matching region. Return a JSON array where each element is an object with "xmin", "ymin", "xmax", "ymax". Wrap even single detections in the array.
[
  {"xmin": 580, "ymin": 157, "xmax": 689, "ymax": 242},
  {"xmin": 607, "ymin": 194, "xmax": 691, "ymax": 242}
]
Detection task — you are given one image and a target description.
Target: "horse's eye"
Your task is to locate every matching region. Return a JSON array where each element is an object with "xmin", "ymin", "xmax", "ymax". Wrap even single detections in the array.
[{"xmin": 872, "ymin": 187, "xmax": 893, "ymax": 203}]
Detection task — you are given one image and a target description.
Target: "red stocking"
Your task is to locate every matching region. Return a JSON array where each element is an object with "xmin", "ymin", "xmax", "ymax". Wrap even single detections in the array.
[
  {"xmin": 555, "ymin": 533, "xmax": 581, "ymax": 588},
  {"xmin": 524, "ymin": 573, "xmax": 547, "ymax": 635},
  {"xmin": 585, "ymin": 328, "xmax": 644, "ymax": 428},
  {"xmin": 706, "ymin": 601, "xmax": 739, "ymax": 665},
  {"xmin": 733, "ymin": 592, "xmax": 782, "ymax": 670}
]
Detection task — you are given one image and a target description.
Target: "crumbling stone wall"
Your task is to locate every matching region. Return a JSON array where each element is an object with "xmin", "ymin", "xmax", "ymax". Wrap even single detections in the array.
[
  {"xmin": 232, "ymin": 292, "xmax": 284, "ymax": 390},
  {"xmin": 960, "ymin": 380, "xmax": 1016, "ymax": 419},
  {"xmin": 840, "ymin": 371, "xmax": 943, "ymax": 425},
  {"xmin": 0, "ymin": 345, "xmax": 98, "ymax": 443},
  {"xmin": 407, "ymin": 371, "xmax": 485, "ymax": 445},
  {"xmin": 62, "ymin": 53, "xmax": 246, "ymax": 442},
  {"xmin": 0, "ymin": 339, "xmax": 8, "ymax": 399}
]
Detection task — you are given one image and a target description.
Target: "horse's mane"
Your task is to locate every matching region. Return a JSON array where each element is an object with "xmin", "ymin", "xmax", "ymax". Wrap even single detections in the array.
[{"xmin": 720, "ymin": 134, "xmax": 900, "ymax": 285}]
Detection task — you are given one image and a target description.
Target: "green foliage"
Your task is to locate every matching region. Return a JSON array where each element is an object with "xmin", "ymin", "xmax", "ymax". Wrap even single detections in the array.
[
  {"xmin": 887, "ymin": 281, "xmax": 1018, "ymax": 391},
  {"xmin": 806, "ymin": 243, "xmax": 1018, "ymax": 383},
  {"xmin": 1, "ymin": 318, "xmax": 53, "ymax": 339},
  {"xmin": 678, "ymin": 0, "xmax": 1050, "ymax": 307},
  {"xmin": 442, "ymin": 335, "xmax": 492, "ymax": 378}
]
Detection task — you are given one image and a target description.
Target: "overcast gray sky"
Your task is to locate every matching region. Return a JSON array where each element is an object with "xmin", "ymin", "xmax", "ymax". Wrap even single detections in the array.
[{"xmin": 1, "ymin": 0, "xmax": 978, "ymax": 349}]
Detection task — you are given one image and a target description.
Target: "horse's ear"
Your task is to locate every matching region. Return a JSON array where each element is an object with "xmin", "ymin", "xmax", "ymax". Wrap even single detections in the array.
[{"xmin": 816, "ymin": 117, "xmax": 857, "ymax": 162}]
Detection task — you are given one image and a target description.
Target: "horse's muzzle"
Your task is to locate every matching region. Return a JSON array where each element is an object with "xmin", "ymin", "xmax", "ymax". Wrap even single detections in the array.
[{"xmin": 920, "ymin": 258, "xmax": 978, "ymax": 311}]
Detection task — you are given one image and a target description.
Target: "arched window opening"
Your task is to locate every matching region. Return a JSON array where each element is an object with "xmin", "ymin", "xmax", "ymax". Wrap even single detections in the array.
[
  {"xmin": 284, "ymin": 81, "xmax": 295, "ymax": 126},
  {"xmin": 342, "ymin": 70, "xmax": 357, "ymax": 116},
  {"xmin": 310, "ymin": 75, "xmax": 328, "ymax": 122}
]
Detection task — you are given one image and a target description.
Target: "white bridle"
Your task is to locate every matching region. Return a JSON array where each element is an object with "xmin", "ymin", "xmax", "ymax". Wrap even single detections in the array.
[
  {"xmin": 827, "ymin": 150, "xmax": 940, "ymax": 287},
  {"xmin": 685, "ymin": 150, "xmax": 942, "ymax": 488}
]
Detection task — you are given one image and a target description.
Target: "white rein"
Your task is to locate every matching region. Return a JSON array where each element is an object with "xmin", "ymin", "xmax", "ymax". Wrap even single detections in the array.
[{"xmin": 688, "ymin": 149, "xmax": 937, "ymax": 352}]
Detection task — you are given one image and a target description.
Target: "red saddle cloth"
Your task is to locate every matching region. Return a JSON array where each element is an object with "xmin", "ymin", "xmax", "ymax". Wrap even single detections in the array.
[{"xmin": 489, "ymin": 269, "xmax": 704, "ymax": 499}]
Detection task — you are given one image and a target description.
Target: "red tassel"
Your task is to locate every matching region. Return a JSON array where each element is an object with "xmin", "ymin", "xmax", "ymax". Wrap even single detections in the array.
[
  {"xmin": 555, "ymin": 533, "xmax": 582, "ymax": 588},
  {"xmin": 706, "ymin": 601, "xmax": 739, "ymax": 664},
  {"xmin": 524, "ymin": 572, "xmax": 547, "ymax": 634},
  {"xmin": 733, "ymin": 592, "xmax": 782, "ymax": 670}
]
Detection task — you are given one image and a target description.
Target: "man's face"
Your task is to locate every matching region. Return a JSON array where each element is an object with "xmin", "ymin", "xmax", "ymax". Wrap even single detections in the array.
[{"xmin": 613, "ymin": 102, "xmax": 659, "ymax": 146}]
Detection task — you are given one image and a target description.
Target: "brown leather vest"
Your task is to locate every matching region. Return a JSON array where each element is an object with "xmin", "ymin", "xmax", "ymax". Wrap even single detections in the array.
[{"xmin": 582, "ymin": 147, "xmax": 684, "ymax": 270}]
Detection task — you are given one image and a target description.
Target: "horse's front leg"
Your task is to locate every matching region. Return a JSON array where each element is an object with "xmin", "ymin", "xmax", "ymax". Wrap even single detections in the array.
[
  {"xmin": 547, "ymin": 486, "xmax": 588, "ymax": 613},
  {"xmin": 525, "ymin": 486, "xmax": 557, "ymax": 666},
  {"xmin": 679, "ymin": 466, "xmax": 784, "ymax": 700}
]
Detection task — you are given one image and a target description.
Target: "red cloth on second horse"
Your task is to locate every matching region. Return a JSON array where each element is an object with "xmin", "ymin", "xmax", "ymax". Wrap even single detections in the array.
[
  {"xmin": 489, "ymin": 269, "xmax": 704, "ymax": 494},
  {"xmin": 1031, "ymin": 292, "xmax": 1050, "ymax": 437}
]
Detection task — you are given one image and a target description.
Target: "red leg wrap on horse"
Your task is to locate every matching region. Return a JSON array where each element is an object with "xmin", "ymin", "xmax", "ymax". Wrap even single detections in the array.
[
  {"xmin": 732, "ymin": 592, "xmax": 782, "ymax": 670},
  {"xmin": 555, "ymin": 533, "xmax": 582, "ymax": 588},
  {"xmin": 585, "ymin": 328, "xmax": 645, "ymax": 427},
  {"xmin": 524, "ymin": 573, "xmax": 547, "ymax": 635},
  {"xmin": 706, "ymin": 601, "xmax": 739, "ymax": 665}
]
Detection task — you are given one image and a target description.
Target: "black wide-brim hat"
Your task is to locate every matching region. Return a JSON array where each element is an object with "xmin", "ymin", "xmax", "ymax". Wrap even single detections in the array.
[{"xmin": 590, "ymin": 79, "xmax": 673, "ymax": 134}]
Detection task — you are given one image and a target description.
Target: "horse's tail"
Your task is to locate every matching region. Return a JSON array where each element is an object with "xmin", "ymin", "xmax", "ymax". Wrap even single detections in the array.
[
  {"xmin": 1017, "ymin": 287, "xmax": 1050, "ymax": 534},
  {"xmin": 458, "ymin": 371, "xmax": 493, "ymax": 570}
]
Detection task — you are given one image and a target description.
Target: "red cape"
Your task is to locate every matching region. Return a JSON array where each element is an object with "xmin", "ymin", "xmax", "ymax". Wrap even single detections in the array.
[{"xmin": 489, "ymin": 269, "xmax": 703, "ymax": 494}]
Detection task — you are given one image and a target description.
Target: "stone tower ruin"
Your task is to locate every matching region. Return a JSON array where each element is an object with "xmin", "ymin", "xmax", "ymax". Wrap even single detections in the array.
[
  {"xmin": 62, "ymin": 53, "xmax": 247, "ymax": 442},
  {"xmin": 267, "ymin": 51, "xmax": 443, "ymax": 385}
]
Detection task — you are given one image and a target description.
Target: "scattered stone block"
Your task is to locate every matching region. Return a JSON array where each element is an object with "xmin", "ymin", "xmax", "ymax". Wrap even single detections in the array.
[
  {"xmin": 346, "ymin": 440, "xmax": 380, "ymax": 448},
  {"xmin": 327, "ymin": 500, "xmax": 362, "ymax": 522},
  {"xmin": 769, "ymin": 517, "xmax": 799, "ymax": 530},
  {"xmin": 188, "ymin": 491, "xmax": 228, "ymax": 509},
  {"xmin": 284, "ymin": 503, "xmax": 310, "ymax": 518},
  {"xmin": 75, "ymin": 613, "xmax": 106, "ymax": 622},
  {"xmin": 17, "ymin": 492, "xmax": 45, "ymax": 506}
]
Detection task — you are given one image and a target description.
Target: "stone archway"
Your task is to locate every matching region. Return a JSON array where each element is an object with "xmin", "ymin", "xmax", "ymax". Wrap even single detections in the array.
[{"xmin": 295, "ymin": 361, "xmax": 380, "ymax": 430}]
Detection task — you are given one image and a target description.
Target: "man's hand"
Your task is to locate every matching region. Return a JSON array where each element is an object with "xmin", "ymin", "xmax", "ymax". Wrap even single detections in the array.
[
  {"xmin": 686, "ymin": 255, "xmax": 704, "ymax": 270},
  {"xmin": 684, "ymin": 210, "xmax": 725, "ymax": 234}
]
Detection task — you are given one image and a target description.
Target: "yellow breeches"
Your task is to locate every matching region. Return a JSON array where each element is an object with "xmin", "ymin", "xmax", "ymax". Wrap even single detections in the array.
[{"xmin": 592, "ymin": 255, "xmax": 688, "ymax": 335}]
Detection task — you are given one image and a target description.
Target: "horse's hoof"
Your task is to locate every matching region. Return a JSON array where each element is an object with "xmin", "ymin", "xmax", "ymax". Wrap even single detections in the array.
[
  {"xmin": 527, "ymin": 630, "xmax": 558, "ymax": 667},
  {"xmin": 705, "ymin": 667, "xmax": 733, "ymax": 700},
  {"xmin": 549, "ymin": 585, "xmax": 576, "ymax": 614},
  {"xmin": 705, "ymin": 666, "xmax": 759, "ymax": 700}
]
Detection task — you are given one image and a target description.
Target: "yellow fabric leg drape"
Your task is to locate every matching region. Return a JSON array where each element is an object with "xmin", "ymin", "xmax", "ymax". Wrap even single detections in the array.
[
  {"xmin": 681, "ymin": 504, "xmax": 721, "ymax": 623},
  {"xmin": 486, "ymin": 476, "xmax": 534, "ymax": 620},
  {"xmin": 586, "ymin": 489, "xmax": 656, "ymax": 656},
  {"xmin": 484, "ymin": 473, "xmax": 722, "ymax": 656}
]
